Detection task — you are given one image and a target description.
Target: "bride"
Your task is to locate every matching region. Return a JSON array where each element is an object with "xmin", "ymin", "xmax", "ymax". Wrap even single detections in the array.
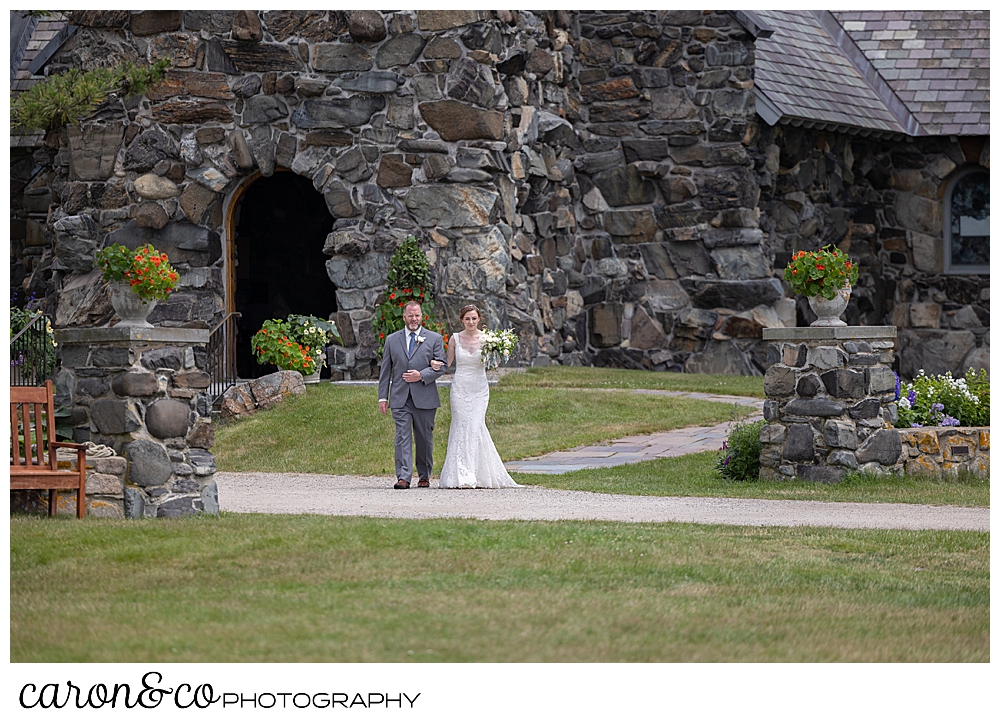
[{"xmin": 432, "ymin": 304, "xmax": 520, "ymax": 489}]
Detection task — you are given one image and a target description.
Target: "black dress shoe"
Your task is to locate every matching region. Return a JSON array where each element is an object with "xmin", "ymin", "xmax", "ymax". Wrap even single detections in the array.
[
  {"xmin": 394, "ymin": 479, "xmax": 410, "ymax": 489},
  {"xmin": 417, "ymin": 478, "xmax": 430, "ymax": 488}
]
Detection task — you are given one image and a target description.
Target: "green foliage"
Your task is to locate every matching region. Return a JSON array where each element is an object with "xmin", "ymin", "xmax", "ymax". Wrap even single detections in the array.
[
  {"xmin": 286, "ymin": 314, "xmax": 341, "ymax": 356},
  {"xmin": 251, "ymin": 319, "xmax": 317, "ymax": 376},
  {"xmin": 96, "ymin": 243, "xmax": 178, "ymax": 302},
  {"xmin": 897, "ymin": 368, "xmax": 989, "ymax": 428},
  {"xmin": 371, "ymin": 235, "xmax": 447, "ymax": 356},
  {"xmin": 715, "ymin": 413, "xmax": 764, "ymax": 481},
  {"xmin": 10, "ymin": 59, "xmax": 169, "ymax": 132},
  {"xmin": 10, "ymin": 306, "xmax": 57, "ymax": 381},
  {"xmin": 783, "ymin": 245, "xmax": 859, "ymax": 300}
]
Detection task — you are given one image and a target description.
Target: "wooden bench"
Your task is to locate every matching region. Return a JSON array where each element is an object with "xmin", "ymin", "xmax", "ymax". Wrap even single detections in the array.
[{"xmin": 10, "ymin": 380, "xmax": 87, "ymax": 518}]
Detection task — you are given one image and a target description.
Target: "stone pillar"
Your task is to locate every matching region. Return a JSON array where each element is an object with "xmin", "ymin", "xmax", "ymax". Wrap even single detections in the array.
[
  {"xmin": 760, "ymin": 326, "xmax": 903, "ymax": 482},
  {"xmin": 52, "ymin": 327, "xmax": 218, "ymax": 518}
]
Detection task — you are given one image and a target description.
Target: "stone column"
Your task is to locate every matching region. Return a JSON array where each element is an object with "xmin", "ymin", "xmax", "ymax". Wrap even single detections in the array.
[
  {"xmin": 760, "ymin": 326, "xmax": 903, "ymax": 482},
  {"xmin": 52, "ymin": 327, "xmax": 218, "ymax": 518}
]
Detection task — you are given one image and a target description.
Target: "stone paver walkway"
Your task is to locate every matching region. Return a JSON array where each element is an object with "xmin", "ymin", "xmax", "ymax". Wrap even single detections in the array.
[{"xmin": 505, "ymin": 391, "xmax": 763, "ymax": 474}]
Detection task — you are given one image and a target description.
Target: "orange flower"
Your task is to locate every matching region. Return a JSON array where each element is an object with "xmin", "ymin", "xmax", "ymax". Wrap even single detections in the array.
[
  {"xmin": 815, "ymin": 264, "xmax": 825, "ymax": 270},
  {"xmin": 389, "ymin": 293, "xmax": 396, "ymax": 300},
  {"xmin": 845, "ymin": 262, "xmax": 852, "ymax": 269},
  {"xmin": 792, "ymin": 269, "xmax": 797, "ymax": 275}
]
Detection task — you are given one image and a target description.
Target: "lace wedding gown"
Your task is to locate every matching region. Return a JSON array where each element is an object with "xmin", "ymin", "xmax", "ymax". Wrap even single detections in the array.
[{"xmin": 438, "ymin": 336, "xmax": 520, "ymax": 489}]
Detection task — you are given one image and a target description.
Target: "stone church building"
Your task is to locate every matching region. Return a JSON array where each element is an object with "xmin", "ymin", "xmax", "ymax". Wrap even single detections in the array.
[{"xmin": 11, "ymin": 10, "xmax": 990, "ymax": 382}]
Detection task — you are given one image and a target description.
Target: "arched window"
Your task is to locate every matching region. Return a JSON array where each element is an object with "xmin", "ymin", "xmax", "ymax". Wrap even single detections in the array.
[{"xmin": 944, "ymin": 166, "xmax": 989, "ymax": 274}]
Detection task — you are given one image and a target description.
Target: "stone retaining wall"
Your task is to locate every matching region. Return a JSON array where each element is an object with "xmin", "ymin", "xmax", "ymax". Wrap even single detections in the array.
[
  {"xmin": 898, "ymin": 426, "xmax": 989, "ymax": 476},
  {"xmin": 760, "ymin": 326, "xmax": 900, "ymax": 482},
  {"xmin": 52, "ymin": 327, "xmax": 218, "ymax": 518}
]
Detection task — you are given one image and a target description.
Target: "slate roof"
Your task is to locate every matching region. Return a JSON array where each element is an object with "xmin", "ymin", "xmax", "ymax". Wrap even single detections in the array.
[
  {"xmin": 753, "ymin": 10, "xmax": 912, "ymax": 136},
  {"xmin": 833, "ymin": 10, "xmax": 990, "ymax": 136},
  {"xmin": 10, "ymin": 11, "xmax": 69, "ymax": 147}
]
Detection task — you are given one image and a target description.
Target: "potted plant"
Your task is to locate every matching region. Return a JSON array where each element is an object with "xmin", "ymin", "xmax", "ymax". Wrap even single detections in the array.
[
  {"xmin": 286, "ymin": 314, "xmax": 341, "ymax": 382},
  {"xmin": 783, "ymin": 245, "xmax": 860, "ymax": 327},
  {"xmin": 250, "ymin": 319, "xmax": 317, "ymax": 377},
  {"xmin": 96, "ymin": 243, "xmax": 178, "ymax": 327}
]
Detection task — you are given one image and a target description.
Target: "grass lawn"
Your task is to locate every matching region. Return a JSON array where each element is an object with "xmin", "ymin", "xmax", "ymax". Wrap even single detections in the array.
[
  {"xmin": 514, "ymin": 451, "xmax": 992, "ymax": 508},
  {"xmin": 10, "ymin": 514, "xmax": 988, "ymax": 663},
  {"xmin": 214, "ymin": 384, "xmax": 738, "ymax": 476},
  {"xmin": 502, "ymin": 366, "xmax": 765, "ymax": 397}
]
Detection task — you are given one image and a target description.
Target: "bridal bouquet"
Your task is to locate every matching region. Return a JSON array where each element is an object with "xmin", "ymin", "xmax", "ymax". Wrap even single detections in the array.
[{"xmin": 480, "ymin": 328, "xmax": 518, "ymax": 370}]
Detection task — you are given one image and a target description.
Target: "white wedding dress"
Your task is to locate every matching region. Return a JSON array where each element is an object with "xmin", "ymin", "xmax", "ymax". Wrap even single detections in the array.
[{"xmin": 438, "ymin": 335, "xmax": 520, "ymax": 489}]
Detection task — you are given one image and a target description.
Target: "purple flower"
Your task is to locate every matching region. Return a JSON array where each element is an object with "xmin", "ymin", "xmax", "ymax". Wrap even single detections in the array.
[
  {"xmin": 910, "ymin": 422, "xmax": 922, "ymax": 428},
  {"xmin": 940, "ymin": 415, "xmax": 960, "ymax": 427},
  {"xmin": 894, "ymin": 372, "xmax": 901, "ymax": 401},
  {"xmin": 723, "ymin": 456, "xmax": 731, "ymax": 467},
  {"xmin": 930, "ymin": 402, "xmax": 944, "ymax": 413},
  {"xmin": 907, "ymin": 389, "xmax": 917, "ymax": 406}
]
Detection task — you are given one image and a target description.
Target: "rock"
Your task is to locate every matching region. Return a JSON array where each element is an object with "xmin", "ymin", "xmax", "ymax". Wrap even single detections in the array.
[
  {"xmin": 418, "ymin": 100, "xmax": 504, "ymax": 141},
  {"xmin": 291, "ymin": 96, "xmax": 386, "ymax": 129},
  {"xmin": 796, "ymin": 374, "xmax": 820, "ymax": 397},
  {"xmin": 188, "ymin": 449, "xmax": 217, "ymax": 476},
  {"xmin": 629, "ymin": 307, "xmax": 668, "ymax": 349},
  {"xmin": 145, "ymin": 399, "xmax": 192, "ymax": 439},
  {"xmin": 150, "ymin": 33, "xmax": 200, "ymax": 68},
  {"xmin": 231, "ymin": 10, "xmax": 262, "ymax": 41},
  {"xmin": 134, "ymin": 174, "xmax": 180, "ymax": 200},
  {"xmin": 405, "ymin": 185, "xmax": 499, "ymax": 228},
  {"xmin": 250, "ymin": 371, "xmax": 306, "ymax": 409},
  {"xmin": 325, "ymin": 252, "xmax": 390, "ymax": 289},
  {"xmin": 899, "ymin": 330, "xmax": 976, "ymax": 378},
  {"xmin": 123, "ymin": 487, "xmax": 145, "ymax": 519},
  {"xmin": 424, "ymin": 36, "xmax": 462, "ymax": 60},
  {"xmin": 173, "ymin": 371, "xmax": 211, "ymax": 389},
  {"xmin": 151, "ymin": 98, "xmax": 234, "ymax": 124},
  {"xmin": 55, "ymin": 270, "xmax": 112, "ymax": 328},
  {"xmin": 855, "ymin": 429, "xmax": 903, "ymax": 466},
  {"xmin": 242, "ymin": 95, "xmax": 288, "ymax": 125},
  {"xmin": 67, "ymin": 123, "xmax": 125, "ymax": 181},
  {"xmin": 220, "ymin": 383, "xmax": 256, "ymax": 419},
  {"xmin": 447, "ymin": 57, "xmax": 498, "ymax": 108},
  {"xmin": 445, "ymin": 169, "xmax": 492, "ymax": 183},
  {"xmin": 894, "ymin": 192, "xmax": 941, "ymax": 235},
  {"xmin": 722, "ymin": 314, "xmax": 763, "ymax": 338},
  {"xmin": 666, "ymin": 241, "xmax": 715, "ymax": 276},
  {"xmin": 324, "ymin": 182, "xmax": 359, "ymax": 218},
  {"xmin": 68, "ymin": 10, "xmax": 130, "ymax": 26},
  {"xmin": 156, "ymin": 496, "xmax": 198, "ymax": 518},
  {"xmin": 681, "ymin": 279, "xmax": 784, "ymax": 312},
  {"xmin": 604, "ymin": 209, "xmax": 656, "ymax": 242},
  {"xmin": 828, "ymin": 450, "xmax": 859, "ymax": 469},
  {"xmin": 229, "ymin": 130, "xmax": 255, "ymax": 170},
  {"xmin": 90, "ymin": 399, "xmax": 141, "ymax": 434},
  {"xmin": 909, "ymin": 302, "xmax": 942, "ymax": 329},
  {"xmin": 377, "ymin": 33, "xmax": 426, "ymax": 68},
  {"xmin": 806, "ymin": 345, "xmax": 847, "ymax": 370},
  {"xmin": 417, "ymin": 10, "xmax": 486, "ymax": 31},
  {"xmin": 849, "ymin": 399, "xmax": 881, "ymax": 420},
  {"xmin": 645, "ymin": 280, "xmax": 689, "ymax": 312},
  {"xmin": 135, "ymin": 202, "xmax": 169, "ymax": 229},
  {"xmin": 710, "ymin": 246, "xmax": 770, "ymax": 280},
  {"xmin": 187, "ymin": 420, "xmax": 215, "ymax": 450},
  {"xmin": 589, "ymin": 302, "xmax": 623, "ymax": 347},
  {"xmin": 53, "ymin": 215, "xmax": 99, "ymax": 272},
  {"xmin": 376, "ymin": 155, "xmax": 413, "ymax": 188},
  {"xmin": 262, "ymin": 11, "xmax": 347, "ymax": 42},
  {"xmin": 784, "ymin": 399, "xmax": 846, "ymax": 417},
  {"xmin": 348, "ymin": 10, "xmax": 386, "ymax": 42},
  {"xmin": 146, "ymin": 70, "xmax": 234, "ymax": 102},
  {"xmin": 231, "ymin": 74, "xmax": 262, "ymax": 98},
  {"xmin": 764, "ymin": 365, "xmax": 795, "ymax": 397},
  {"xmin": 910, "ymin": 232, "xmax": 944, "ymax": 273},
  {"xmin": 179, "ymin": 182, "xmax": 218, "ymax": 224},
  {"xmin": 313, "ymin": 43, "xmax": 373, "ymax": 72},
  {"xmin": 105, "ymin": 220, "xmax": 222, "ymax": 267},
  {"xmin": 336, "ymin": 71, "xmax": 403, "ymax": 94},
  {"xmin": 593, "ymin": 166, "xmax": 657, "ymax": 207},
  {"xmin": 821, "ymin": 369, "xmax": 866, "ymax": 399},
  {"xmin": 203, "ymin": 37, "xmax": 239, "ymax": 74},
  {"xmin": 111, "ymin": 372, "xmax": 158, "ymax": 397},
  {"xmin": 124, "ymin": 440, "xmax": 173, "ymax": 488},
  {"xmin": 186, "ymin": 166, "xmax": 230, "ymax": 193},
  {"xmin": 220, "ymin": 40, "xmax": 302, "ymax": 72},
  {"xmin": 796, "ymin": 465, "xmax": 845, "ymax": 483},
  {"xmin": 824, "ymin": 420, "xmax": 859, "ymax": 449},
  {"xmin": 867, "ymin": 367, "xmax": 898, "ymax": 395},
  {"xmin": 201, "ymin": 482, "xmax": 219, "ymax": 515},
  {"xmin": 123, "ymin": 128, "xmax": 178, "ymax": 172},
  {"xmin": 685, "ymin": 340, "xmax": 754, "ymax": 375},
  {"xmin": 783, "ymin": 424, "xmax": 815, "ymax": 462}
]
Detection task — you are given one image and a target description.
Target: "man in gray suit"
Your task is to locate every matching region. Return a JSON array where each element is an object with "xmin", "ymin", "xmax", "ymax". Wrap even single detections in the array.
[{"xmin": 378, "ymin": 300, "xmax": 447, "ymax": 489}]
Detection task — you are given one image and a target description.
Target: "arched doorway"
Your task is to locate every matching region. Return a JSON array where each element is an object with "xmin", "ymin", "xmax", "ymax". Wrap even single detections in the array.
[{"xmin": 230, "ymin": 171, "xmax": 336, "ymax": 378}]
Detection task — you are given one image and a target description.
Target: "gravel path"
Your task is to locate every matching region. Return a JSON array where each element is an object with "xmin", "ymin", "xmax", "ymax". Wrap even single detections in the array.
[{"xmin": 216, "ymin": 472, "xmax": 989, "ymax": 531}]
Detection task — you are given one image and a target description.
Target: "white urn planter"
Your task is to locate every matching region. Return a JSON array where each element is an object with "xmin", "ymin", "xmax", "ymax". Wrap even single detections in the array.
[
  {"xmin": 109, "ymin": 281, "xmax": 155, "ymax": 328},
  {"xmin": 808, "ymin": 285, "xmax": 851, "ymax": 327}
]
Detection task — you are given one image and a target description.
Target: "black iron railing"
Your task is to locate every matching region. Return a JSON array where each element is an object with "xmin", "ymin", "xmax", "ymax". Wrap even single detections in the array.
[
  {"xmin": 10, "ymin": 312, "xmax": 56, "ymax": 386},
  {"xmin": 207, "ymin": 312, "xmax": 241, "ymax": 403}
]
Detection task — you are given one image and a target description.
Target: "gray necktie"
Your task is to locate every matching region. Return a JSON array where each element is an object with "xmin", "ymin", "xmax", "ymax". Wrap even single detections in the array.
[{"xmin": 407, "ymin": 331, "xmax": 416, "ymax": 357}]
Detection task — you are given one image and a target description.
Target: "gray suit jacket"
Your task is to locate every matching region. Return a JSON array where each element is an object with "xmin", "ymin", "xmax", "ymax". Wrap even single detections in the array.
[{"xmin": 377, "ymin": 327, "xmax": 447, "ymax": 409}]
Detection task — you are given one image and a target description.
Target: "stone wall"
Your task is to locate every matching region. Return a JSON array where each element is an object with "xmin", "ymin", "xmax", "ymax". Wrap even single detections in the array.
[
  {"xmin": 10, "ymin": 455, "xmax": 128, "ymax": 518},
  {"xmin": 13, "ymin": 9, "xmax": 795, "ymax": 380},
  {"xmin": 52, "ymin": 327, "xmax": 218, "ymax": 518},
  {"xmin": 752, "ymin": 123, "xmax": 990, "ymax": 379},
  {"xmin": 898, "ymin": 426, "xmax": 989, "ymax": 476},
  {"xmin": 760, "ymin": 326, "xmax": 901, "ymax": 481}
]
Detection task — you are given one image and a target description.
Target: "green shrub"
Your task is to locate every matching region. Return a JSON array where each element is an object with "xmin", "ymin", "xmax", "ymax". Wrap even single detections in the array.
[{"xmin": 715, "ymin": 415, "xmax": 764, "ymax": 481}]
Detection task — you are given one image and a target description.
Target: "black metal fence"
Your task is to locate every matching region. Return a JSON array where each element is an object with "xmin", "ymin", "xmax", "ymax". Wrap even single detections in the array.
[
  {"xmin": 10, "ymin": 312, "xmax": 56, "ymax": 387},
  {"xmin": 207, "ymin": 312, "xmax": 241, "ymax": 403}
]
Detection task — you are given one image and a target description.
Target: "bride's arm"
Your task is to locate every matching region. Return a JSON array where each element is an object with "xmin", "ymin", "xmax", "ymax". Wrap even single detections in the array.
[{"xmin": 446, "ymin": 335, "xmax": 456, "ymax": 367}]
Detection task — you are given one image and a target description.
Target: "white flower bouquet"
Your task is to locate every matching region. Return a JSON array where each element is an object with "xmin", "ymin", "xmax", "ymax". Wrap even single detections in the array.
[{"xmin": 480, "ymin": 328, "xmax": 518, "ymax": 370}]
